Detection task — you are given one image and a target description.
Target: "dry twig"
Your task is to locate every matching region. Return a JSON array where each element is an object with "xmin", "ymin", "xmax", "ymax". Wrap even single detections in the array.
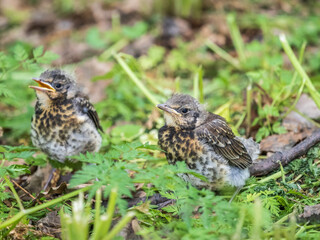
[{"xmin": 250, "ymin": 129, "xmax": 320, "ymax": 176}]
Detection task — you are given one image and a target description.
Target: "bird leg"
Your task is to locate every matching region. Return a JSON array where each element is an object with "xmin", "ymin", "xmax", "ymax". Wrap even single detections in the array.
[
  {"xmin": 43, "ymin": 168, "xmax": 57, "ymax": 191},
  {"xmin": 229, "ymin": 186, "xmax": 242, "ymax": 203}
]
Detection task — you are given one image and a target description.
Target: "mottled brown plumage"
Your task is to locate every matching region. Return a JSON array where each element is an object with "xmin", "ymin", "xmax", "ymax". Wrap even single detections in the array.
[
  {"xmin": 30, "ymin": 69, "xmax": 102, "ymax": 163},
  {"xmin": 158, "ymin": 94, "xmax": 259, "ymax": 190}
]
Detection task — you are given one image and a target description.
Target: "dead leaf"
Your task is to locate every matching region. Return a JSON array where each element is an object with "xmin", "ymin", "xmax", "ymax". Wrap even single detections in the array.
[
  {"xmin": 156, "ymin": 17, "xmax": 192, "ymax": 48},
  {"xmin": 134, "ymin": 183, "xmax": 145, "ymax": 191},
  {"xmin": 35, "ymin": 182, "xmax": 68, "ymax": 200},
  {"xmin": 37, "ymin": 210, "xmax": 62, "ymax": 239},
  {"xmin": 283, "ymin": 94, "xmax": 320, "ymax": 132},
  {"xmin": 204, "ymin": 13, "xmax": 229, "ymax": 37},
  {"xmin": 50, "ymin": 40, "xmax": 98, "ymax": 65},
  {"xmin": 74, "ymin": 58, "xmax": 113, "ymax": 103},
  {"xmin": 299, "ymin": 204, "xmax": 320, "ymax": 223},
  {"xmin": 134, "ymin": 201, "xmax": 150, "ymax": 214},
  {"xmin": 131, "ymin": 218, "xmax": 142, "ymax": 233},
  {"xmin": 9, "ymin": 223, "xmax": 45, "ymax": 240},
  {"xmin": 20, "ymin": 165, "xmax": 53, "ymax": 197},
  {"xmin": 118, "ymin": 218, "xmax": 143, "ymax": 240},
  {"xmin": 296, "ymin": 94, "xmax": 320, "ymax": 120},
  {"xmin": 89, "ymin": 2, "xmax": 112, "ymax": 30},
  {"xmin": 283, "ymin": 111, "xmax": 315, "ymax": 132},
  {"xmin": 260, "ymin": 129, "xmax": 315, "ymax": 153},
  {"xmin": 124, "ymin": 34, "xmax": 155, "ymax": 57}
]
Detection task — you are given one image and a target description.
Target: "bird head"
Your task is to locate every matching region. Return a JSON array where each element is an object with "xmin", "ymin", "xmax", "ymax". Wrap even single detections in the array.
[
  {"xmin": 29, "ymin": 69, "xmax": 77, "ymax": 105},
  {"xmin": 157, "ymin": 94, "xmax": 207, "ymax": 129}
]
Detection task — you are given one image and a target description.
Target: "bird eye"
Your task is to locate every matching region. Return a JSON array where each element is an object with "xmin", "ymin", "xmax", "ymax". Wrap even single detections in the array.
[
  {"xmin": 181, "ymin": 108, "xmax": 189, "ymax": 113},
  {"xmin": 55, "ymin": 83, "xmax": 62, "ymax": 89}
]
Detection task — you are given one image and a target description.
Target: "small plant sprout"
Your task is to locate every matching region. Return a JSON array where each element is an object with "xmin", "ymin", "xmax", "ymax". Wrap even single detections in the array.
[{"xmin": 60, "ymin": 188, "xmax": 135, "ymax": 240}]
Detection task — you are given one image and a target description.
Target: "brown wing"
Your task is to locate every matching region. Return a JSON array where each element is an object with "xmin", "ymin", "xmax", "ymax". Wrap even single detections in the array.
[
  {"xmin": 196, "ymin": 115, "xmax": 252, "ymax": 169},
  {"xmin": 78, "ymin": 98, "xmax": 103, "ymax": 132}
]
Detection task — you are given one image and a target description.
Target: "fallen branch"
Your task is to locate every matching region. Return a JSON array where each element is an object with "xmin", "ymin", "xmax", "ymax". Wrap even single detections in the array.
[{"xmin": 249, "ymin": 129, "xmax": 320, "ymax": 176}]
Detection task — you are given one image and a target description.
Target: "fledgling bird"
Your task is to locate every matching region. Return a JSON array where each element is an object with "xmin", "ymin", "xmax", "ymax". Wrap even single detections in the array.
[
  {"xmin": 157, "ymin": 94, "xmax": 259, "ymax": 194},
  {"xmin": 30, "ymin": 69, "xmax": 103, "ymax": 188}
]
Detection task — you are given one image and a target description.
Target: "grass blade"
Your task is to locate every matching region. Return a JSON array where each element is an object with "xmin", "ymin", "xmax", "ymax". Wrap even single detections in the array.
[
  {"xmin": 206, "ymin": 40, "xmax": 241, "ymax": 69},
  {"xmin": 227, "ymin": 13, "xmax": 246, "ymax": 63},
  {"xmin": 279, "ymin": 34, "xmax": 320, "ymax": 109},
  {"xmin": 112, "ymin": 52, "xmax": 160, "ymax": 105}
]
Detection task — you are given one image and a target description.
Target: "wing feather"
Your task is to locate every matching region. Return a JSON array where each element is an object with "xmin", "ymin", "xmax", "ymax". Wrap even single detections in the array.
[
  {"xmin": 77, "ymin": 98, "xmax": 103, "ymax": 132},
  {"xmin": 196, "ymin": 114, "xmax": 252, "ymax": 169}
]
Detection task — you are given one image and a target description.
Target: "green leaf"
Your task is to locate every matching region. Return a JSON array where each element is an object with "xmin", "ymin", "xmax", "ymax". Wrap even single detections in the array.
[
  {"xmin": 139, "ymin": 46, "xmax": 166, "ymax": 70},
  {"xmin": 86, "ymin": 27, "xmax": 107, "ymax": 49},
  {"xmin": 255, "ymin": 127, "xmax": 270, "ymax": 142},
  {"xmin": 6, "ymin": 165, "xmax": 30, "ymax": 178},
  {"xmin": 33, "ymin": 46, "xmax": 44, "ymax": 58},
  {"xmin": 122, "ymin": 21, "xmax": 148, "ymax": 40},
  {"xmin": 13, "ymin": 44, "xmax": 28, "ymax": 61},
  {"xmin": 0, "ymin": 84, "xmax": 14, "ymax": 98},
  {"xmin": 272, "ymin": 122, "xmax": 287, "ymax": 134},
  {"xmin": 111, "ymin": 124, "xmax": 145, "ymax": 143},
  {"xmin": 36, "ymin": 51, "xmax": 59, "ymax": 64}
]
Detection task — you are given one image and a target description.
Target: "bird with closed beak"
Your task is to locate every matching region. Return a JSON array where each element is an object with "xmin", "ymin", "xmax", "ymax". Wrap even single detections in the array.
[
  {"xmin": 30, "ymin": 69, "xmax": 103, "ymax": 189},
  {"xmin": 157, "ymin": 94, "xmax": 259, "ymax": 198}
]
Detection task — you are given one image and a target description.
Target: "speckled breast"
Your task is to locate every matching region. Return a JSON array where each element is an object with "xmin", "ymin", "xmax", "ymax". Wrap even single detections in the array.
[
  {"xmin": 158, "ymin": 126, "xmax": 228, "ymax": 190},
  {"xmin": 158, "ymin": 126, "xmax": 203, "ymax": 165},
  {"xmin": 31, "ymin": 105, "xmax": 101, "ymax": 162}
]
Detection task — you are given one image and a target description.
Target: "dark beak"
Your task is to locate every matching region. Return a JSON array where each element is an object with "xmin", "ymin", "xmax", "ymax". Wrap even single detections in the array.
[
  {"xmin": 157, "ymin": 104, "xmax": 181, "ymax": 116},
  {"xmin": 29, "ymin": 78, "xmax": 56, "ymax": 92}
]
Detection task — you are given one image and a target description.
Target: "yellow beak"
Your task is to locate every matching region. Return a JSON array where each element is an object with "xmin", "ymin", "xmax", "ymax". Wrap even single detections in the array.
[{"xmin": 29, "ymin": 78, "xmax": 56, "ymax": 92}]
